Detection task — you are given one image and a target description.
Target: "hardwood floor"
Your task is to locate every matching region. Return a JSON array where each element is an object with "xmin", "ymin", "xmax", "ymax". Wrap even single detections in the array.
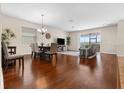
[
  {"xmin": 117, "ymin": 56, "xmax": 124, "ymax": 88},
  {"xmin": 3, "ymin": 53, "xmax": 118, "ymax": 89}
]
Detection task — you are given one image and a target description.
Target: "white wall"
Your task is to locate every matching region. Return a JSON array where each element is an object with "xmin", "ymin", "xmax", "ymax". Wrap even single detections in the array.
[
  {"xmin": 100, "ymin": 26, "xmax": 117, "ymax": 54},
  {"xmin": 37, "ymin": 27, "xmax": 67, "ymax": 46},
  {"xmin": 1, "ymin": 14, "xmax": 67, "ymax": 54},
  {"xmin": 0, "ymin": 14, "xmax": 4, "ymax": 88},
  {"xmin": 68, "ymin": 32, "xmax": 80, "ymax": 51},
  {"xmin": 117, "ymin": 21, "xmax": 124, "ymax": 56},
  {"xmin": 68, "ymin": 25, "xmax": 117, "ymax": 54},
  {"xmin": 0, "ymin": 4, "xmax": 4, "ymax": 88}
]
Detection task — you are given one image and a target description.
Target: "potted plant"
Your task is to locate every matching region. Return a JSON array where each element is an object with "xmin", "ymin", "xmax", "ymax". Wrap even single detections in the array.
[
  {"xmin": 85, "ymin": 44, "xmax": 89, "ymax": 48},
  {"xmin": 2, "ymin": 29, "xmax": 16, "ymax": 46},
  {"xmin": 66, "ymin": 36, "xmax": 71, "ymax": 50},
  {"xmin": 66, "ymin": 36, "xmax": 70, "ymax": 46}
]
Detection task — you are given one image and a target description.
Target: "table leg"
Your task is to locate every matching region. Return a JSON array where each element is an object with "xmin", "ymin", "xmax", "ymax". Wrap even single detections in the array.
[
  {"xmin": 22, "ymin": 57, "xmax": 24, "ymax": 69},
  {"xmin": 85, "ymin": 49, "xmax": 88, "ymax": 58}
]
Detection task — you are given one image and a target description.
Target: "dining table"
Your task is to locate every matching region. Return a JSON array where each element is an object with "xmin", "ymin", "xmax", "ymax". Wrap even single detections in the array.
[{"xmin": 39, "ymin": 46, "xmax": 51, "ymax": 52}]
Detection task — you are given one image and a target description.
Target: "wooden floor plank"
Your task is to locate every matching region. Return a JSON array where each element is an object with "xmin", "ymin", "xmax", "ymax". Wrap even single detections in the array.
[{"xmin": 3, "ymin": 53, "xmax": 118, "ymax": 89}]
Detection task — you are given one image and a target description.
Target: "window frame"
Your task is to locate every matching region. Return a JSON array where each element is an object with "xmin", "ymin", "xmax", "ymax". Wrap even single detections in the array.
[{"xmin": 80, "ymin": 33, "xmax": 100, "ymax": 44}]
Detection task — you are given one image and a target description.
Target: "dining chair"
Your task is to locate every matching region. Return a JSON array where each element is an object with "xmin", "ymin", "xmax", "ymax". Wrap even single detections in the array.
[
  {"xmin": 87, "ymin": 44, "xmax": 98, "ymax": 59},
  {"xmin": 33, "ymin": 43, "xmax": 43, "ymax": 58},
  {"xmin": 30, "ymin": 43, "xmax": 35, "ymax": 58},
  {"xmin": 79, "ymin": 43, "xmax": 99, "ymax": 59},
  {"xmin": 44, "ymin": 43, "xmax": 58, "ymax": 61},
  {"xmin": 2, "ymin": 41, "xmax": 24, "ymax": 73}
]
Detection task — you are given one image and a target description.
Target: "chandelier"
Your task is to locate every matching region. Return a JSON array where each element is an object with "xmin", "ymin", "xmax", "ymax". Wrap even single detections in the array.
[{"xmin": 37, "ymin": 14, "xmax": 47, "ymax": 35}]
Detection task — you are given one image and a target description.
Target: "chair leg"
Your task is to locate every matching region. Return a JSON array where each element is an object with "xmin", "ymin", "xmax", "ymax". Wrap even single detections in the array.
[
  {"xmin": 31, "ymin": 51, "xmax": 33, "ymax": 58},
  {"xmin": 40, "ymin": 53, "xmax": 42, "ymax": 58},
  {"xmin": 20, "ymin": 57, "xmax": 24, "ymax": 77},
  {"xmin": 47, "ymin": 54, "xmax": 50, "ymax": 61},
  {"xmin": 48, "ymin": 54, "xmax": 51, "ymax": 61},
  {"xmin": 14, "ymin": 59, "xmax": 16, "ymax": 66},
  {"xmin": 34, "ymin": 52, "xmax": 36, "ymax": 59},
  {"xmin": 49, "ymin": 54, "xmax": 51, "ymax": 60},
  {"xmin": 19, "ymin": 59, "xmax": 21, "ymax": 68},
  {"xmin": 22, "ymin": 57, "xmax": 24, "ymax": 70},
  {"xmin": 56, "ymin": 54, "xmax": 57, "ymax": 61},
  {"xmin": 4, "ymin": 60, "xmax": 8, "ymax": 73},
  {"xmin": 50, "ymin": 54, "xmax": 53, "ymax": 62}
]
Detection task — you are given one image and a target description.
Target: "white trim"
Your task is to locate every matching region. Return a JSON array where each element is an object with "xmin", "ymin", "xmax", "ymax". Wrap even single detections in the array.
[
  {"xmin": 100, "ymin": 52, "xmax": 117, "ymax": 55},
  {"xmin": 117, "ymin": 54, "xmax": 124, "ymax": 57},
  {"xmin": 0, "ymin": 25, "xmax": 4, "ymax": 89},
  {"xmin": 100, "ymin": 52, "xmax": 124, "ymax": 57},
  {"xmin": 0, "ymin": 68, "xmax": 4, "ymax": 89}
]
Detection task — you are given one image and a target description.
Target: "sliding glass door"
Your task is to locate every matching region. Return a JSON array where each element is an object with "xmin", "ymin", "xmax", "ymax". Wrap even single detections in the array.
[{"xmin": 80, "ymin": 33, "xmax": 101, "ymax": 50}]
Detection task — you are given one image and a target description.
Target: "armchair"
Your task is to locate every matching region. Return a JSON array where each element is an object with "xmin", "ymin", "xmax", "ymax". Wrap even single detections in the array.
[
  {"xmin": 2, "ymin": 41, "xmax": 24, "ymax": 72},
  {"xmin": 79, "ymin": 43, "xmax": 100, "ymax": 59}
]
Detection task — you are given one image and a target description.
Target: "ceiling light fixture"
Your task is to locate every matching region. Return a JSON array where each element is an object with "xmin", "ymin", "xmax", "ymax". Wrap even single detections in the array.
[{"xmin": 37, "ymin": 14, "xmax": 47, "ymax": 35}]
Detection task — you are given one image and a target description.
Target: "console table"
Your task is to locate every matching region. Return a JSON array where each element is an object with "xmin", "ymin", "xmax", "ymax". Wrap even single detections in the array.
[
  {"xmin": 39, "ymin": 45, "xmax": 66, "ymax": 52},
  {"xmin": 39, "ymin": 46, "xmax": 50, "ymax": 52},
  {"xmin": 57, "ymin": 45, "xmax": 66, "ymax": 51},
  {"xmin": 8, "ymin": 46, "xmax": 16, "ymax": 55}
]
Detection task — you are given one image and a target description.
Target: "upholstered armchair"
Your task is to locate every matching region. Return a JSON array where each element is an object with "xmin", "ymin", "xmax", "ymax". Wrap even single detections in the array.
[
  {"xmin": 79, "ymin": 43, "xmax": 100, "ymax": 59},
  {"xmin": 44, "ymin": 43, "xmax": 58, "ymax": 61},
  {"xmin": 30, "ymin": 43, "xmax": 43, "ymax": 58},
  {"xmin": 2, "ymin": 41, "xmax": 24, "ymax": 72}
]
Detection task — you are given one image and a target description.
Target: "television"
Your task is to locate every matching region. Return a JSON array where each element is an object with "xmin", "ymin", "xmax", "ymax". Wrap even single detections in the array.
[{"xmin": 57, "ymin": 38, "xmax": 65, "ymax": 45}]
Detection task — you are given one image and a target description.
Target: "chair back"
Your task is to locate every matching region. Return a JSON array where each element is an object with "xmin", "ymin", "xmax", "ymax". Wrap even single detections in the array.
[
  {"xmin": 34, "ymin": 43, "xmax": 39, "ymax": 52},
  {"xmin": 90, "ymin": 44, "xmax": 97, "ymax": 54},
  {"xmin": 30, "ymin": 43, "xmax": 35, "ymax": 52},
  {"xmin": 96, "ymin": 44, "xmax": 100, "ymax": 52},
  {"xmin": 1, "ymin": 42, "xmax": 9, "ymax": 59},
  {"xmin": 50, "ymin": 43, "xmax": 57, "ymax": 54}
]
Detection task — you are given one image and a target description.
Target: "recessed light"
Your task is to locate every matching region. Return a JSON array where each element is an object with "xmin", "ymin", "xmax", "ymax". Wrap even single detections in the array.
[
  {"xmin": 72, "ymin": 26, "xmax": 75, "ymax": 28},
  {"xmin": 68, "ymin": 20, "xmax": 73, "ymax": 22}
]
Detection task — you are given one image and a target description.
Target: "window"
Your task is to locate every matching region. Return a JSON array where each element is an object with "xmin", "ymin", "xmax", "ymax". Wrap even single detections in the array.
[
  {"xmin": 80, "ymin": 33, "xmax": 101, "ymax": 47},
  {"xmin": 22, "ymin": 27, "xmax": 37, "ymax": 45},
  {"xmin": 89, "ymin": 33, "xmax": 100, "ymax": 43},
  {"xmin": 80, "ymin": 34, "xmax": 89, "ymax": 43}
]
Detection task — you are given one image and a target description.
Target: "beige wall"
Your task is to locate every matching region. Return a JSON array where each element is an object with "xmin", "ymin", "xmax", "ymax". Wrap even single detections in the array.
[
  {"xmin": 117, "ymin": 21, "xmax": 124, "ymax": 56},
  {"xmin": 68, "ymin": 25, "xmax": 117, "ymax": 54},
  {"xmin": 1, "ymin": 14, "xmax": 67, "ymax": 54}
]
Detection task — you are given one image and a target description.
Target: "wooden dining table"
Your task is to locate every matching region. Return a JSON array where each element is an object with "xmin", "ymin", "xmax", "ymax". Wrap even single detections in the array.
[{"xmin": 39, "ymin": 46, "xmax": 51, "ymax": 52}]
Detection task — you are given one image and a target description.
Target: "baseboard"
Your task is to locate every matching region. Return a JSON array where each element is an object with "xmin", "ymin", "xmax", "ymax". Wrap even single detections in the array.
[
  {"xmin": 100, "ymin": 52, "xmax": 117, "ymax": 55},
  {"xmin": 67, "ymin": 50, "xmax": 79, "ymax": 52},
  {"xmin": 23, "ymin": 53, "xmax": 31, "ymax": 56},
  {"xmin": 0, "ymin": 67, "xmax": 4, "ymax": 89},
  {"xmin": 117, "ymin": 54, "xmax": 124, "ymax": 57},
  {"xmin": 98, "ymin": 52, "xmax": 124, "ymax": 57}
]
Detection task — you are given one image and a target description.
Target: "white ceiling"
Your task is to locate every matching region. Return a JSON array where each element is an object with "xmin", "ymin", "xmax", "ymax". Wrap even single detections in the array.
[{"xmin": 1, "ymin": 3, "xmax": 124, "ymax": 32}]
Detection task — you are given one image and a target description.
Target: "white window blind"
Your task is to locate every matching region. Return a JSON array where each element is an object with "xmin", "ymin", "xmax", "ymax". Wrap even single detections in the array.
[{"xmin": 22, "ymin": 27, "xmax": 37, "ymax": 45}]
